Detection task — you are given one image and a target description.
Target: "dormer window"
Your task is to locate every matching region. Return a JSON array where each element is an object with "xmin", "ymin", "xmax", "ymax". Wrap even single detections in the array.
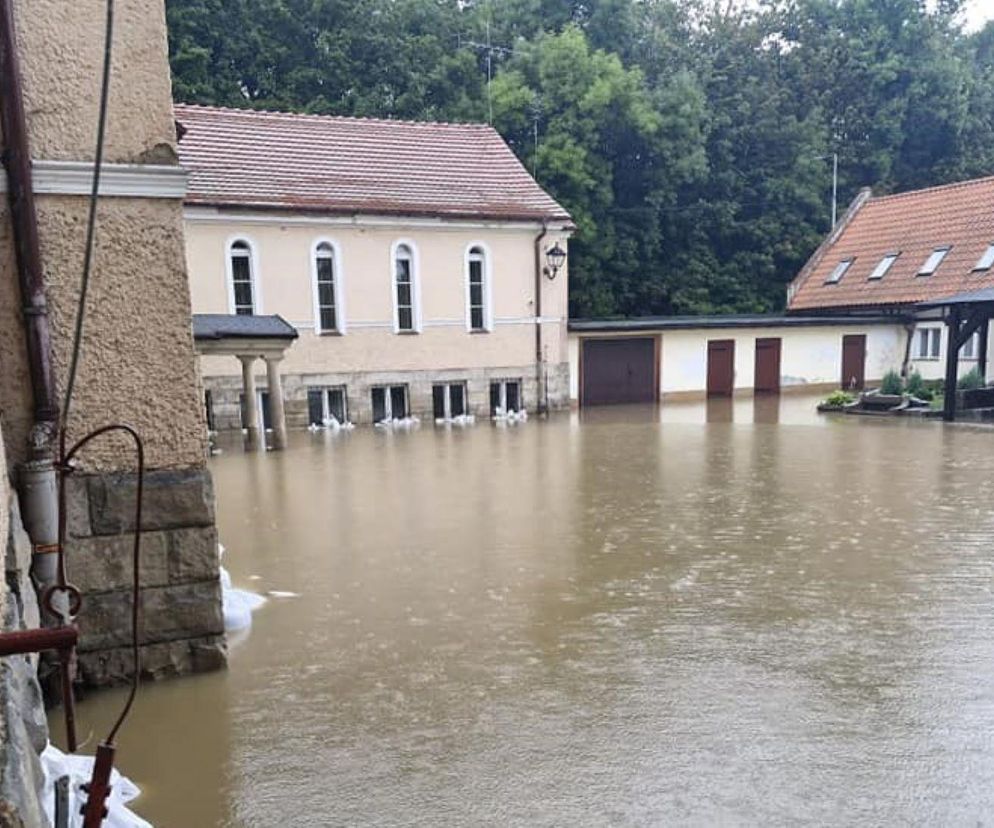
[
  {"xmin": 825, "ymin": 258, "xmax": 853, "ymax": 284},
  {"xmin": 868, "ymin": 253, "xmax": 899, "ymax": 281},
  {"xmin": 973, "ymin": 243, "xmax": 994, "ymax": 272},
  {"xmin": 918, "ymin": 246, "xmax": 950, "ymax": 276}
]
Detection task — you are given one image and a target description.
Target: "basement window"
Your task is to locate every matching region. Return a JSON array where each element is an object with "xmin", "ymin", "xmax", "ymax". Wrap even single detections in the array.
[
  {"xmin": 489, "ymin": 379, "xmax": 522, "ymax": 415},
  {"xmin": 868, "ymin": 253, "xmax": 899, "ymax": 280},
  {"xmin": 916, "ymin": 328, "xmax": 941, "ymax": 360},
  {"xmin": 307, "ymin": 386, "xmax": 348, "ymax": 425},
  {"xmin": 432, "ymin": 383, "xmax": 468, "ymax": 420},
  {"xmin": 372, "ymin": 385, "xmax": 408, "ymax": 422},
  {"xmin": 825, "ymin": 258, "xmax": 853, "ymax": 284},
  {"xmin": 918, "ymin": 246, "xmax": 950, "ymax": 276},
  {"xmin": 973, "ymin": 243, "xmax": 994, "ymax": 272}
]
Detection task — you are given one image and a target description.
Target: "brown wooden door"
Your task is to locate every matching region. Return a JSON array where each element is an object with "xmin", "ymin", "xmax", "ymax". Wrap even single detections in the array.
[
  {"xmin": 707, "ymin": 339, "xmax": 735, "ymax": 397},
  {"xmin": 754, "ymin": 337, "xmax": 781, "ymax": 393},
  {"xmin": 841, "ymin": 334, "xmax": 866, "ymax": 390},
  {"xmin": 581, "ymin": 338, "xmax": 656, "ymax": 406}
]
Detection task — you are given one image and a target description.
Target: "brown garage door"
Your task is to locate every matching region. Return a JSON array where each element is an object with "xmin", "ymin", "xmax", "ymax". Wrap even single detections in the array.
[
  {"xmin": 581, "ymin": 338, "xmax": 656, "ymax": 406},
  {"xmin": 754, "ymin": 337, "xmax": 782, "ymax": 393},
  {"xmin": 841, "ymin": 334, "xmax": 866, "ymax": 390},
  {"xmin": 707, "ymin": 340, "xmax": 735, "ymax": 396}
]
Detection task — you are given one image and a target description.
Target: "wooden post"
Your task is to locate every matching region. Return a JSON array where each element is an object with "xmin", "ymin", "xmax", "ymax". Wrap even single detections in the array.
[
  {"xmin": 943, "ymin": 307, "xmax": 961, "ymax": 422},
  {"xmin": 978, "ymin": 317, "xmax": 989, "ymax": 385}
]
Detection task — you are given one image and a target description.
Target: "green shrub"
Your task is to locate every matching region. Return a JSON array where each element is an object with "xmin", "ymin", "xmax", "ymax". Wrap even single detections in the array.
[
  {"xmin": 905, "ymin": 370, "xmax": 925, "ymax": 396},
  {"xmin": 824, "ymin": 390, "xmax": 855, "ymax": 406},
  {"xmin": 879, "ymin": 370, "xmax": 903, "ymax": 395},
  {"xmin": 958, "ymin": 368, "xmax": 983, "ymax": 390}
]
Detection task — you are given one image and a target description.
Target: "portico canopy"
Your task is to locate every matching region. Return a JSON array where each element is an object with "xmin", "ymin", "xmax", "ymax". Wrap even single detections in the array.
[{"xmin": 192, "ymin": 314, "xmax": 298, "ymax": 448}]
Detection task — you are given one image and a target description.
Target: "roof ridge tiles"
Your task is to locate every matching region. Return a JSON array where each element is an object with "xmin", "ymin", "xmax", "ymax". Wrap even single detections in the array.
[
  {"xmin": 868, "ymin": 173, "xmax": 994, "ymax": 205},
  {"xmin": 173, "ymin": 101, "xmax": 497, "ymax": 132}
]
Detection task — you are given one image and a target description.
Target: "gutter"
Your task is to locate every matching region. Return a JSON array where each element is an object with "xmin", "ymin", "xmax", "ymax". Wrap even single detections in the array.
[
  {"xmin": 0, "ymin": 0, "xmax": 59, "ymax": 449},
  {"xmin": 533, "ymin": 223, "xmax": 549, "ymax": 414},
  {"xmin": 0, "ymin": 1, "xmax": 61, "ymax": 603}
]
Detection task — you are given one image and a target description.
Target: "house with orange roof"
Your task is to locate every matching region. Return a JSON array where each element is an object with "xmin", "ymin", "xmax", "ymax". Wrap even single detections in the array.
[
  {"xmin": 175, "ymin": 104, "xmax": 573, "ymax": 437},
  {"xmin": 787, "ymin": 175, "xmax": 994, "ymax": 394},
  {"xmin": 567, "ymin": 174, "xmax": 993, "ymax": 411}
]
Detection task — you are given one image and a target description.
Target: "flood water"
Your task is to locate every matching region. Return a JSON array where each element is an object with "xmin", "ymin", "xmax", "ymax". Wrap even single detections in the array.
[{"xmin": 64, "ymin": 394, "xmax": 994, "ymax": 825}]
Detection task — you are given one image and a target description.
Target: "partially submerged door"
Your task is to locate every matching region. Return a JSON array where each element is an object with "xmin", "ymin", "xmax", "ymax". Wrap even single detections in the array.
[
  {"xmin": 580, "ymin": 337, "xmax": 656, "ymax": 406},
  {"xmin": 707, "ymin": 339, "xmax": 735, "ymax": 397},
  {"xmin": 754, "ymin": 337, "xmax": 781, "ymax": 393},
  {"xmin": 841, "ymin": 334, "xmax": 866, "ymax": 390}
]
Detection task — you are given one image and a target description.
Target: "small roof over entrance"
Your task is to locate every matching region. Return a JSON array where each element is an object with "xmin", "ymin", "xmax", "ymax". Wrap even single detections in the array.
[
  {"xmin": 916, "ymin": 287, "xmax": 994, "ymax": 309},
  {"xmin": 192, "ymin": 313, "xmax": 298, "ymax": 357}
]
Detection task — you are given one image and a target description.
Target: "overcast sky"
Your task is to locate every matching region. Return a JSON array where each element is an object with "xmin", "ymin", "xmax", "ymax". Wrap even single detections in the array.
[{"xmin": 963, "ymin": 0, "xmax": 994, "ymax": 31}]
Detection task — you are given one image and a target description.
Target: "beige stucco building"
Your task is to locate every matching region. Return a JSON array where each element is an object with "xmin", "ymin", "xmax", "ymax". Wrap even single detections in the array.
[{"xmin": 176, "ymin": 105, "xmax": 573, "ymax": 434}]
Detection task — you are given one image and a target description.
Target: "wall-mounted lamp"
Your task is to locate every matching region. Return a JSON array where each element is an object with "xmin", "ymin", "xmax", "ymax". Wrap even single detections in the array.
[{"xmin": 544, "ymin": 241, "xmax": 567, "ymax": 280}]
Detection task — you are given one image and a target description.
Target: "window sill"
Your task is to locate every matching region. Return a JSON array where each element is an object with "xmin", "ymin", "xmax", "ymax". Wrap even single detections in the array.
[
  {"xmin": 468, "ymin": 329, "xmax": 492, "ymax": 335},
  {"xmin": 316, "ymin": 330, "xmax": 344, "ymax": 337},
  {"xmin": 914, "ymin": 357, "xmax": 941, "ymax": 361},
  {"xmin": 395, "ymin": 329, "xmax": 420, "ymax": 335}
]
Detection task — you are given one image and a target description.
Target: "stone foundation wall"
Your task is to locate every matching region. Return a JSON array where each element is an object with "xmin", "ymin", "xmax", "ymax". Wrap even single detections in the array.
[
  {"xmin": 0, "ymin": 437, "xmax": 48, "ymax": 825},
  {"xmin": 205, "ymin": 362, "xmax": 571, "ymax": 430},
  {"xmin": 65, "ymin": 468, "xmax": 226, "ymax": 686}
]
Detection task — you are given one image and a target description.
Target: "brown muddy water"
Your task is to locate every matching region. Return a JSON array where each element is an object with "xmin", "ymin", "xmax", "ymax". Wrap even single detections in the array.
[{"xmin": 63, "ymin": 395, "xmax": 994, "ymax": 826}]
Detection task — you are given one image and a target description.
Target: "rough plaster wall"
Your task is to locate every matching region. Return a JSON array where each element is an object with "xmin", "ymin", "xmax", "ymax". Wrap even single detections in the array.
[
  {"xmin": 0, "ymin": 0, "xmax": 207, "ymax": 470},
  {"xmin": 12, "ymin": 0, "xmax": 177, "ymax": 163}
]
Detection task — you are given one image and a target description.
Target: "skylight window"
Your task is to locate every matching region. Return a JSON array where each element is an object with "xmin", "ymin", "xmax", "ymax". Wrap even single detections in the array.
[
  {"xmin": 917, "ymin": 246, "xmax": 950, "ymax": 276},
  {"xmin": 973, "ymin": 243, "xmax": 994, "ymax": 272},
  {"xmin": 825, "ymin": 258, "xmax": 853, "ymax": 284},
  {"xmin": 868, "ymin": 253, "xmax": 899, "ymax": 281}
]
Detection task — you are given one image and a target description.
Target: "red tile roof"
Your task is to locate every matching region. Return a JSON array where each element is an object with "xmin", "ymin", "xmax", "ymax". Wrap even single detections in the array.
[
  {"xmin": 788, "ymin": 175, "xmax": 994, "ymax": 311},
  {"xmin": 174, "ymin": 104, "xmax": 572, "ymax": 224}
]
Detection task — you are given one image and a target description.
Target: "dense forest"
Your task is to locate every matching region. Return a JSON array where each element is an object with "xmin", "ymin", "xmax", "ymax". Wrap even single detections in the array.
[{"xmin": 166, "ymin": 0, "xmax": 994, "ymax": 318}]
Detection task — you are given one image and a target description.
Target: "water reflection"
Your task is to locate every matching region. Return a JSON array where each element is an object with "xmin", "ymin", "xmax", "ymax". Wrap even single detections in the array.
[{"xmin": 64, "ymin": 396, "xmax": 994, "ymax": 825}]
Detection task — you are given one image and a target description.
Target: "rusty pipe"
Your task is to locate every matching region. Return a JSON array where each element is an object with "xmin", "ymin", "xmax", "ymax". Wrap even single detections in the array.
[
  {"xmin": 0, "ymin": 624, "xmax": 77, "ymax": 656},
  {"xmin": 0, "ymin": 0, "xmax": 60, "ymax": 436}
]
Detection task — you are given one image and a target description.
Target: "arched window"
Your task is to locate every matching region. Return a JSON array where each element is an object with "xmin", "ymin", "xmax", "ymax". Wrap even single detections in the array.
[
  {"xmin": 394, "ymin": 242, "xmax": 417, "ymax": 332},
  {"xmin": 314, "ymin": 241, "xmax": 339, "ymax": 333},
  {"xmin": 467, "ymin": 245, "xmax": 488, "ymax": 331},
  {"xmin": 228, "ymin": 239, "xmax": 256, "ymax": 315}
]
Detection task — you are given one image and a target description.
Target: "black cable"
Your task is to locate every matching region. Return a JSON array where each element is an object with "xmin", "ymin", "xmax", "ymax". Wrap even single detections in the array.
[{"xmin": 61, "ymin": 0, "xmax": 114, "ymax": 427}]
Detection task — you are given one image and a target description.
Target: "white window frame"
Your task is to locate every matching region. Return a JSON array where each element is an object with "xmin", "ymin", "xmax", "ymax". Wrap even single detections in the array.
[
  {"xmin": 962, "ymin": 331, "xmax": 980, "ymax": 360},
  {"xmin": 307, "ymin": 386, "xmax": 348, "ymax": 424},
  {"xmin": 490, "ymin": 379, "xmax": 523, "ymax": 415},
  {"xmin": 868, "ymin": 252, "xmax": 899, "ymax": 281},
  {"xmin": 825, "ymin": 258, "xmax": 853, "ymax": 284},
  {"xmin": 310, "ymin": 238, "xmax": 346, "ymax": 334},
  {"xmin": 225, "ymin": 235, "xmax": 262, "ymax": 315},
  {"xmin": 432, "ymin": 382, "xmax": 469, "ymax": 420},
  {"xmin": 372, "ymin": 384, "xmax": 409, "ymax": 421},
  {"xmin": 916, "ymin": 327, "xmax": 942, "ymax": 360},
  {"xmin": 973, "ymin": 243, "xmax": 994, "ymax": 272},
  {"xmin": 465, "ymin": 242, "xmax": 493, "ymax": 332},
  {"xmin": 391, "ymin": 239, "xmax": 422, "ymax": 334},
  {"xmin": 917, "ymin": 246, "xmax": 951, "ymax": 276}
]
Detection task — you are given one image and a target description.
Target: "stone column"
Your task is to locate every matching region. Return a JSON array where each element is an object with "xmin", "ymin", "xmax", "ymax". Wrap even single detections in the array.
[
  {"xmin": 265, "ymin": 355, "xmax": 288, "ymax": 450},
  {"xmin": 238, "ymin": 355, "xmax": 261, "ymax": 450}
]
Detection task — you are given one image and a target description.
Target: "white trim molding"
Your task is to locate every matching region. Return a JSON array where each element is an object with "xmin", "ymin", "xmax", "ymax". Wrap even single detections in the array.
[
  {"xmin": 310, "ymin": 237, "xmax": 347, "ymax": 335},
  {"xmin": 0, "ymin": 160, "xmax": 190, "ymax": 198},
  {"xmin": 225, "ymin": 234, "xmax": 263, "ymax": 316},
  {"xmin": 185, "ymin": 205, "xmax": 574, "ymax": 235}
]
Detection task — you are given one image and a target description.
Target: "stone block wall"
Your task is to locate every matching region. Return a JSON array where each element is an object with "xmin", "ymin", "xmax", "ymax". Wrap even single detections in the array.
[
  {"xmin": 0, "ymin": 420, "xmax": 48, "ymax": 826},
  {"xmin": 205, "ymin": 361, "xmax": 572, "ymax": 430},
  {"xmin": 65, "ymin": 468, "xmax": 225, "ymax": 686}
]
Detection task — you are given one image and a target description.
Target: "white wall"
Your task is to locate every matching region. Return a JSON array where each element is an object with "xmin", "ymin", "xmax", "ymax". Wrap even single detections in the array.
[
  {"xmin": 908, "ymin": 322, "xmax": 992, "ymax": 381},
  {"xmin": 569, "ymin": 323, "xmax": 907, "ymax": 402}
]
